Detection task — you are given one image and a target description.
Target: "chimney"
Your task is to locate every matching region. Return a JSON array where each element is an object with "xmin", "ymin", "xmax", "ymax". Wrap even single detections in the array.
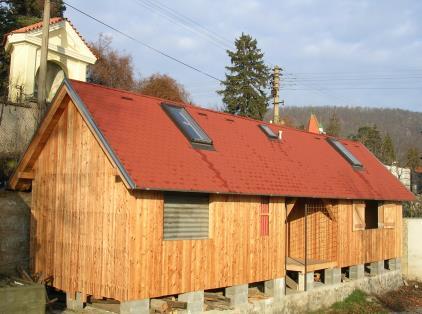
[{"xmin": 278, "ymin": 130, "xmax": 283, "ymax": 140}]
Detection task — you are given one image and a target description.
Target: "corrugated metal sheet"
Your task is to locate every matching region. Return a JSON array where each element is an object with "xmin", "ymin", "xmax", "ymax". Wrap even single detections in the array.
[{"xmin": 163, "ymin": 193, "xmax": 209, "ymax": 240}]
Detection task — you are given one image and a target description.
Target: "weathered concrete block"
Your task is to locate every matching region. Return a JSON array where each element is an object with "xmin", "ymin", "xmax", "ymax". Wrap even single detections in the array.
[
  {"xmin": 264, "ymin": 277, "xmax": 285, "ymax": 301},
  {"xmin": 178, "ymin": 290, "xmax": 204, "ymax": 313},
  {"xmin": 324, "ymin": 268, "xmax": 341, "ymax": 285},
  {"xmin": 298, "ymin": 272, "xmax": 314, "ymax": 291},
  {"xmin": 395, "ymin": 258, "xmax": 402, "ymax": 271},
  {"xmin": 120, "ymin": 298, "xmax": 150, "ymax": 314},
  {"xmin": 386, "ymin": 258, "xmax": 401, "ymax": 271},
  {"xmin": 349, "ymin": 264, "xmax": 364, "ymax": 280},
  {"xmin": 0, "ymin": 284, "xmax": 45, "ymax": 314},
  {"xmin": 66, "ymin": 292, "xmax": 84, "ymax": 310},
  {"xmin": 370, "ymin": 261, "xmax": 385, "ymax": 276},
  {"xmin": 225, "ymin": 284, "xmax": 248, "ymax": 309}
]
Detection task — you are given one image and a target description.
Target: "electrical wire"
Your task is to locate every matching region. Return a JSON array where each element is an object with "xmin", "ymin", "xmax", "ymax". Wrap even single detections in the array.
[
  {"xmin": 134, "ymin": 0, "xmax": 232, "ymax": 50},
  {"xmin": 63, "ymin": 1, "xmax": 222, "ymax": 82}
]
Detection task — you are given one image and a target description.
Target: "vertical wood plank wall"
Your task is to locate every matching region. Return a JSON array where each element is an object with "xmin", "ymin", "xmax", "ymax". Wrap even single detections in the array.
[
  {"xmin": 286, "ymin": 200, "xmax": 402, "ymax": 268},
  {"xmin": 31, "ymin": 101, "xmax": 286, "ymax": 301},
  {"xmin": 336, "ymin": 200, "xmax": 402, "ymax": 267},
  {"xmin": 287, "ymin": 200, "xmax": 338, "ymax": 262}
]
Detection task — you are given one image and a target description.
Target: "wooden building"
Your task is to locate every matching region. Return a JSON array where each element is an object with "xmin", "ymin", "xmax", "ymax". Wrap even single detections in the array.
[{"xmin": 9, "ymin": 79, "xmax": 414, "ymax": 311}]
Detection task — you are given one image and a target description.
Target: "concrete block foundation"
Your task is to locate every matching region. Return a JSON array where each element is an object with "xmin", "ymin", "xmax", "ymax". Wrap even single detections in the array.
[
  {"xmin": 249, "ymin": 269, "xmax": 403, "ymax": 313},
  {"xmin": 370, "ymin": 261, "xmax": 385, "ymax": 276},
  {"xmin": 66, "ymin": 291, "xmax": 84, "ymax": 310},
  {"xmin": 120, "ymin": 298, "xmax": 150, "ymax": 314},
  {"xmin": 178, "ymin": 290, "xmax": 204, "ymax": 313},
  {"xmin": 298, "ymin": 272, "xmax": 314, "ymax": 291},
  {"xmin": 225, "ymin": 284, "xmax": 248, "ymax": 309},
  {"xmin": 386, "ymin": 258, "xmax": 401, "ymax": 271},
  {"xmin": 264, "ymin": 277, "xmax": 285, "ymax": 301},
  {"xmin": 324, "ymin": 268, "xmax": 342, "ymax": 285},
  {"xmin": 349, "ymin": 264, "xmax": 364, "ymax": 280}
]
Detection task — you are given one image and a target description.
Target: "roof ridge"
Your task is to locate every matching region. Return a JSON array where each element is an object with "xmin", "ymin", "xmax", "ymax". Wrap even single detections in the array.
[
  {"xmin": 5, "ymin": 17, "xmax": 96, "ymax": 58},
  {"xmin": 69, "ymin": 79, "xmax": 358, "ymax": 142},
  {"xmin": 9, "ymin": 17, "xmax": 63, "ymax": 34}
]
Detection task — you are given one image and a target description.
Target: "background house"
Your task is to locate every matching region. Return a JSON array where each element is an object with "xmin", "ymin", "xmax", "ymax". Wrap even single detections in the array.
[
  {"xmin": 0, "ymin": 18, "xmax": 97, "ymax": 186},
  {"xmin": 4, "ymin": 17, "xmax": 96, "ymax": 103}
]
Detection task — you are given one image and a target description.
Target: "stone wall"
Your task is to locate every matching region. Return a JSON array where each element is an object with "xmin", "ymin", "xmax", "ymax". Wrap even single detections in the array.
[
  {"xmin": 0, "ymin": 190, "xmax": 31, "ymax": 275},
  {"xmin": 0, "ymin": 102, "xmax": 39, "ymax": 186},
  {"xmin": 402, "ymin": 218, "xmax": 422, "ymax": 281}
]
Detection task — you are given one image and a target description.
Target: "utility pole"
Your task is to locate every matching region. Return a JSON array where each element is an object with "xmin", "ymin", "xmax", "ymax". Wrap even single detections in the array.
[
  {"xmin": 37, "ymin": 0, "xmax": 50, "ymax": 119},
  {"xmin": 271, "ymin": 65, "xmax": 281, "ymax": 124}
]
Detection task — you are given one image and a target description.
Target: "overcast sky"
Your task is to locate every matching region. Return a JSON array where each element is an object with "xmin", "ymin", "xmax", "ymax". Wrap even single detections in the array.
[{"xmin": 65, "ymin": 0, "xmax": 422, "ymax": 112}]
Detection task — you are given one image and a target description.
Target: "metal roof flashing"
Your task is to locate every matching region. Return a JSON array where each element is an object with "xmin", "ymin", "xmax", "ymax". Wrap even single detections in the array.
[{"xmin": 64, "ymin": 79, "xmax": 137, "ymax": 189}]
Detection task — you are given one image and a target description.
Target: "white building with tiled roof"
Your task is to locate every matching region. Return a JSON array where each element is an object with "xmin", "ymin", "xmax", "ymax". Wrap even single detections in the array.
[{"xmin": 4, "ymin": 17, "xmax": 97, "ymax": 103}]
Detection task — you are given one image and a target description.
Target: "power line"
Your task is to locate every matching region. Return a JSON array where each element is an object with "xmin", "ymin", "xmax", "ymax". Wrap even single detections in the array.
[
  {"xmin": 63, "ymin": 1, "xmax": 222, "ymax": 82},
  {"xmin": 134, "ymin": 0, "xmax": 232, "ymax": 50},
  {"xmin": 283, "ymin": 87, "xmax": 422, "ymax": 90},
  {"xmin": 282, "ymin": 76, "xmax": 422, "ymax": 82}
]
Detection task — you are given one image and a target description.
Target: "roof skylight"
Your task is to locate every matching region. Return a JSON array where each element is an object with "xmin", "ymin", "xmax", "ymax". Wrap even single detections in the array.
[
  {"xmin": 327, "ymin": 138, "xmax": 363, "ymax": 169},
  {"xmin": 162, "ymin": 104, "xmax": 213, "ymax": 148},
  {"xmin": 259, "ymin": 124, "xmax": 279, "ymax": 139}
]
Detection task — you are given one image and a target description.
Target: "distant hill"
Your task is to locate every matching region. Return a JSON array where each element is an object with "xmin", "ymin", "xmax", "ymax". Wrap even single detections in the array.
[{"xmin": 265, "ymin": 106, "xmax": 422, "ymax": 163}]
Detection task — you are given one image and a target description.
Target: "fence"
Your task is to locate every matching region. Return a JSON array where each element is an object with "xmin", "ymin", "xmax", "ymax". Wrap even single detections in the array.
[{"xmin": 0, "ymin": 101, "xmax": 40, "ymax": 187}]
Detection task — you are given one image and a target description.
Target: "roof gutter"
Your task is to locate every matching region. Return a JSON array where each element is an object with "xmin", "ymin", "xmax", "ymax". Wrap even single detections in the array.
[{"xmin": 64, "ymin": 79, "xmax": 137, "ymax": 189}]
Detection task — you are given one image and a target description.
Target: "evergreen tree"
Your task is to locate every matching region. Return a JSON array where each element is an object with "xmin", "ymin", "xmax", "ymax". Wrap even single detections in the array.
[
  {"xmin": 218, "ymin": 33, "xmax": 270, "ymax": 120},
  {"xmin": 325, "ymin": 112, "xmax": 341, "ymax": 136},
  {"xmin": 350, "ymin": 125, "xmax": 382, "ymax": 160},
  {"xmin": 405, "ymin": 147, "xmax": 420, "ymax": 170},
  {"xmin": 380, "ymin": 133, "xmax": 396, "ymax": 165}
]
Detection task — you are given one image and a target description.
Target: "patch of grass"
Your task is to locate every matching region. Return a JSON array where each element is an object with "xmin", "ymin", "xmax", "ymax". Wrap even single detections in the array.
[
  {"xmin": 314, "ymin": 289, "xmax": 387, "ymax": 314},
  {"xmin": 332, "ymin": 290, "xmax": 367, "ymax": 311}
]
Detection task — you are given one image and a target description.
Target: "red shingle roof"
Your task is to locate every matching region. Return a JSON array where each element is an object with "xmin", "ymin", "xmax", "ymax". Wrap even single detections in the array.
[
  {"xmin": 69, "ymin": 80, "xmax": 414, "ymax": 201},
  {"xmin": 8, "ymin": 17, "xmax": 64, "ymax": 34}
]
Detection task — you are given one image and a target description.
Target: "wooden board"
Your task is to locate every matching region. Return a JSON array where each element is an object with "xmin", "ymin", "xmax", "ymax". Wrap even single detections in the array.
[
  {"xmin": 287, "ymin": 199, "xmax": 337, "ymax": 263},
  {"xmin": 30, "ymin": 99, "xmax": 286, "ymax": 302},
  {"xmin": 286, "ymin": 257, "xmax": 337, "ymax": 273},
  {"xmin": 335, "ymin": 200, "xmax": 402, "ymax": 267}
]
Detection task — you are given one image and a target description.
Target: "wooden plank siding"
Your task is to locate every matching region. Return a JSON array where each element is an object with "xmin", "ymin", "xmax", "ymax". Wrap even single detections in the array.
[
  {"xmin": 29, "ymin": 97, "xmax": 403, "ymax": 302},
  {"xmin": 287, "ymin": 200, "xmax": 338, "ymax": 262},
  {"xmin": 31, "ymin": 100, "xmax": 286, "ymax": 301},
  {"xmin": 336, "ymin": 200, "xmax": 402, "ymax": 267}
]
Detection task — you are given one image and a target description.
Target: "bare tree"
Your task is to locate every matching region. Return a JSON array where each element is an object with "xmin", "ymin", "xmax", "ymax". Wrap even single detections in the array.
[
  {"xmin": 136, "ymin": 73, "xmax": 190, "ymax": 103},
  {"xmin": 88, "ymin": 34, "xmax": 136, "ymax": 91}
]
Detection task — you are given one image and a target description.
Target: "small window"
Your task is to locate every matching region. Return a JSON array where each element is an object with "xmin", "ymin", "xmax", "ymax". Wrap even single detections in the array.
[
  {"xmin": 260, "ymin": 196, "xmax": 270, "ymax": 236},
  {"xmin": 327, "ymin": 138, "xmax": 363, "ymax": 169},
  {"xmin": 364, "ymin": 200, "xmax": 379, "ymax": 229},
  {"xmin": 259, "ymin": 124, "xmax": 279, "ymax": 139},
  {"xmin": 163, "ymin": 192, "xmax": 209, "ymax": 240},
  {"xmin": 162, "ymin": 104, "xmax": 213, "ymax": 148}
]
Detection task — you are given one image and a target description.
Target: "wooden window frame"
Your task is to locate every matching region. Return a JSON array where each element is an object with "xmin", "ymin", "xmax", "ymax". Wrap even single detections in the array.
[
  {"xmin": 383, "ymin": 202, "xmax": 396, "ymax": 229},
  {"xmin": 260, "ymin": 196, "xmax": 270, "ymax": 236}
]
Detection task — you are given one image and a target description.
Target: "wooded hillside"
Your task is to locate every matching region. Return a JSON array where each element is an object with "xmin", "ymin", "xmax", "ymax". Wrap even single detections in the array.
[{"xmin": 266, "ymin": 106, "xmax": 422, "ymax": 163}]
